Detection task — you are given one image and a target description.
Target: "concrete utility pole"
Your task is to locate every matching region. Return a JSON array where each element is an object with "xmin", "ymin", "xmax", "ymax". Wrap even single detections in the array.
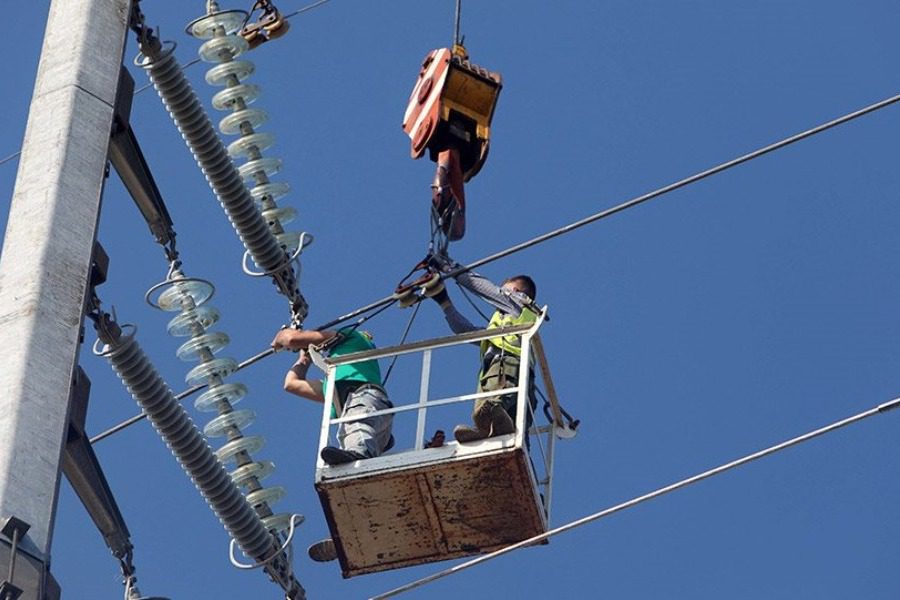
[{"xmin": 0, "ymin": 0, "xmax": 131, "ymax": 597}]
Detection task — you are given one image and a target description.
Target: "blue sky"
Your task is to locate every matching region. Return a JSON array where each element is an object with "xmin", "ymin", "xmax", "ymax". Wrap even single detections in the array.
[{"xmin": 3, "ymin": 1, "xmax": 900, "ymax": 599}]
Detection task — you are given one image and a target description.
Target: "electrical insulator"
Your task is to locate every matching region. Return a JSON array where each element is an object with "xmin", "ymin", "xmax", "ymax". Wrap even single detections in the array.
[
  {"xmin": 148, "ymin": 270, "xmax": 294, "ymax": 535},
  {"xmin": 186, "ymin": 9, "xmax": 310, "ymax": 278}
]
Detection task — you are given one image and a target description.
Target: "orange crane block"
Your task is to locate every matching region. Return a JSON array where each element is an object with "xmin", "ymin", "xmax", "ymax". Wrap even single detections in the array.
[{"xmin": 402, "ymin": 47, "xmax": 502, "ymax": 182}]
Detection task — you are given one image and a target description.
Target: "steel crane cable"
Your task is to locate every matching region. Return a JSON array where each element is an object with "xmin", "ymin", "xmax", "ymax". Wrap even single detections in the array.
[{"xmin": 371, "ymin": 395, "xmax": 900, "ymax": 599}]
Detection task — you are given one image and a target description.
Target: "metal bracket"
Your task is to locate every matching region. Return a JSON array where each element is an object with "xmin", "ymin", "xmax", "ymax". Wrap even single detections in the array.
[
  {"xmin": 0, "ymin": 581, "xmax": 23, "ymax": 600},
  {"xmin": 1, "ymin": 516, "xmax": 30, "ymax": 600},
  {"xmin": 0, "ymin": 518, "xmax": 29, "ymax": 547}
]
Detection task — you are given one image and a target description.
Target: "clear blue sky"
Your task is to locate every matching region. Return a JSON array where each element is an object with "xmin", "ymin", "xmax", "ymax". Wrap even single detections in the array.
[{"xmin": 3, "ymin": 2, "xmax": 900, "ymax": 599}]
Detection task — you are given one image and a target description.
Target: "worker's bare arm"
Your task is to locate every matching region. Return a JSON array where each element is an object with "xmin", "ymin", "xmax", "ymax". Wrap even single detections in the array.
[
  {"xmin": 271, "ymin": 328, "xmax": 337, "ymax": 352},
  {"xmin": 283, "ymin": 351, "xmax": 325, "ymax": 403}
]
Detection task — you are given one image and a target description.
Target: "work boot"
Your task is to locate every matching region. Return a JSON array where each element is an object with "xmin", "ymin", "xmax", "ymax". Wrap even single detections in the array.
[
  {"xmin": 489, "ymin": 405, "xmax": 515, "ymax": 436},
  {"xmin": 321, "ymin": 446, "xmax": 365, "ymax": 466},
  {"xmin": 453, "ymin": 424, "xmax": 489, "ymax": 443},
  {"xmin": 454, "ymin": 401, "xmax": 494, "ymax": 443},
  {"xmin": 308, "ymin": 538, "xmax": 338, "ymax": 562}
]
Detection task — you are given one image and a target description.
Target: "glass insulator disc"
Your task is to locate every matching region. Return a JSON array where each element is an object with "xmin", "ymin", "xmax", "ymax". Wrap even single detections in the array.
[
  {"xmin": 238, "ymin": 157, "xmax": 282, "ymax": 182},
  {"xmin": 262, "ymin": 513, "xmax": 299, "ymax": 534},
  {"xmin": 185, "ymin": 357, "xmax": 238, "ymax": 386},
  {"xmin": 206, "ymin": 60, "xmax": 255, "ymax": 86},
  {"xmin": 204, "ymin": 408, "xmax": 256, "ymax": 438},
  {"xmin": 250, "ymin": 181, "xmax": 290, "ymax": 202},
  {"xmin": 194, "ymin": 382, "xmax": 247, "ymax": 412},
  {"xmin": 212, "ymin": 83, "xmax": 260, "ymax": 110},
  {"xmin": 187, "ymin": 10, "xmax": 247, "ymax": 39},
  {"xmin": 230, "ymin": 460, "xmax": 275, "ymax": 487},
  {"xmin": 275, "ymin": 231, "xmax": 302, "ymax": 253},
  {"xmin": 176, "ymin": 331, "xmax": 230, "ymax": 362},
  {"xmin": 246, "ymin": 486, "xmax": 286, "ymax": 508},
  {"xmin": 219, "ymin": 108, "xmax": 268, "ymax": 135},
  {"xmin": 215, "ymin": 435, "xmax": 265, "ymax": 463},
  {"xmin": 167, "ymin": 305, "xmax": 220, "ymax": 337},
  {"xmin": 227, "ymin": 132, "xmax": 275, "ymax": 158},
  {"xmin": 199, "ymin": 35, "xmax": 249, "ymax": 63},
  {"xmin": 262, "ymin": 206, "xmax": 297, "ymax": 227},
  {"xmin": 157, "ymin": 279, "xmax": 214, "ymax": 312}
]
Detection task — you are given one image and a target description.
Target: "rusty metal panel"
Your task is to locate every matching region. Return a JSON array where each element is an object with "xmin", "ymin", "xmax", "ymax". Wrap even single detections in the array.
[
  {"xmin": 427, "ymin": 451, "xmax": 544, "ymax": 552},
  {"xmin": 316, "ymin": 447, "xmax": 546, "ymax": 577}
]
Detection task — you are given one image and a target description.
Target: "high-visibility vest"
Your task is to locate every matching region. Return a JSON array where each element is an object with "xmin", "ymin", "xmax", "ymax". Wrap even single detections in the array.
[{"xmin": 480, "ymin": 305, "xmax": 538, "ymax": 359}]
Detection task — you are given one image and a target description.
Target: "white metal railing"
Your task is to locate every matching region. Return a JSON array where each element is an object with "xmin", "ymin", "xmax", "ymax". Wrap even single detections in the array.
[{"xmin": 310, "ymin": 307, "xmax": 568, "ymax": 520}]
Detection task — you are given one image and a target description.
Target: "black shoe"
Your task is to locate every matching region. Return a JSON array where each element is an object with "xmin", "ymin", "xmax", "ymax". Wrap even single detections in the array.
[
  {"xmin": 308, "ymin": 538, "xmax": 338, "ymax": 562},
  {"xmin": 321, "ymin": 447, "xmax": 365, "ymax": 466}
]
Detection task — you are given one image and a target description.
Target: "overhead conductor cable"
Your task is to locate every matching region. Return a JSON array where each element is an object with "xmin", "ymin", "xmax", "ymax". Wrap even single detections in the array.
[
  {"xmin": 91, "ymin": 87, "xmax": 900, "ymax": 444},
  {"xmin": 372, "ymin": 395, "xmax": 900, "ymax": 599}
]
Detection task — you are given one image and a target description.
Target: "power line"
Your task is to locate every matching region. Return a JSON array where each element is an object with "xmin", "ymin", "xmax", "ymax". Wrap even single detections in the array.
[
  {"xmin": 0, "ymin": 151, "xmax": 20, "ymax": 168},
  {"xmin": 283, "ymin": 0, "xmax": 332, "ymax": 19},
  {"xmin": 320, "ymin": 89, "xmax": 900, "ymax": 331},
  {"xmin": 90, "ymin": 90, "xmax": 900, "ymax": 444},
  {"xmin": 371, "ymin": 395, "xmax": 900, "ymax": 599},
  {"xmin": 89, "ymin": 297, "xmax": 398, "ymax": 445}
]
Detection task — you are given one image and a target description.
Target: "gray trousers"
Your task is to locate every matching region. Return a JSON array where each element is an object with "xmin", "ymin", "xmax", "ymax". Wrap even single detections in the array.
[{"xmin": 337, "ymin": 384, "xmax": 393, "ymax": 458}]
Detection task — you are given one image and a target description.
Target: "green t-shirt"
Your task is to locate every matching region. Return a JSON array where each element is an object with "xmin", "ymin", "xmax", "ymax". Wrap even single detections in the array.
[
  {"xmin": 321, "ymin": 329, "xmax": 381, "ymax": 418},
  {"xmin": 328, "ymin": 329, "xmax": 382, "ymax": 384}
]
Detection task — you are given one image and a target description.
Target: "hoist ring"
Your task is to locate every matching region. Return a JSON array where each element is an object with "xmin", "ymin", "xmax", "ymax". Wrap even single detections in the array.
[{"xmin": 92, "ymin": 324, "xmax": 138, "ymax": 357}]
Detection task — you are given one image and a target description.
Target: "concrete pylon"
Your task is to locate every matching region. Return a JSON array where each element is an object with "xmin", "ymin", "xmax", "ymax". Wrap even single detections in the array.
[{"xmin": 0, "ymin": 0, "xmax": 132, "ymax": 597}]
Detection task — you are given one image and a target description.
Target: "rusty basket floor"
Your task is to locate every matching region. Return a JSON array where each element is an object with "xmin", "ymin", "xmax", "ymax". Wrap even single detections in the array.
[{"xmin": 316, "ymin": 445, "xmax": 546, "ymax": 577}]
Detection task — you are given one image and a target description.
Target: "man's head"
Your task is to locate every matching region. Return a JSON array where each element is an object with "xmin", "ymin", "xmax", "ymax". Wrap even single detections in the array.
[{"xmin": 501, "ymin": 275, "xmax": 536, "ymax": 301}]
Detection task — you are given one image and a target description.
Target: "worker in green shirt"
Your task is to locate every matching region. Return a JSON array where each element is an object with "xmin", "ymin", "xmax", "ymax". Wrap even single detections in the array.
[{"xmin": 272, "ymin": 327, "xmax": 394, "ymax": 466}]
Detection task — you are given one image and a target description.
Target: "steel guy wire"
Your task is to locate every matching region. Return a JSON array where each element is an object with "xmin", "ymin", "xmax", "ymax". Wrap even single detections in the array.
[
  {"xmin": 90, "ymin": 90, "xmax": 900, "ymax": 444},
  {"xmin": 371, "ymin": 395, "xmax": 900, "ymax": 599}
]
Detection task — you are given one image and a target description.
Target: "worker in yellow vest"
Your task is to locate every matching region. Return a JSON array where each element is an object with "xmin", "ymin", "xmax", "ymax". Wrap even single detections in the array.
[{"xmin": 429, "ymin": 260, "xmax": 539, "ymax": 443}]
